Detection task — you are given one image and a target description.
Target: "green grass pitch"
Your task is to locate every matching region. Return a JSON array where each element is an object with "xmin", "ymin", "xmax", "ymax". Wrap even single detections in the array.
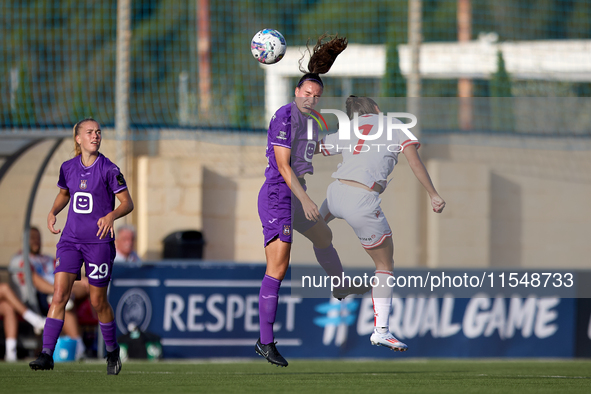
[{"xmin": 2, "ymin": 359, "xmax": 590, "ymax": 393}]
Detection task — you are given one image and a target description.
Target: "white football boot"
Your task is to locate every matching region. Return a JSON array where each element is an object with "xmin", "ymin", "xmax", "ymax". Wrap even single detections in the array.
[{"xmin": 370, "ymin": 329, "xmax": 408, "ymax": 352}]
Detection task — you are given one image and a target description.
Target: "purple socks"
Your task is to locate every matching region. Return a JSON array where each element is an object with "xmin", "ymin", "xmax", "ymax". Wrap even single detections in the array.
[
  {"xmin": 259, "ymin": 275, "xmax": 281, "ymax": 345},
  {"xmin": 42, "ymin": 318, "xmax": 64, "ymax": 356},
  {"xmin": 314, "ymin": 244, "xmax": 344, "ymax": 280},
  {"xmin": 99, "ymin": 320, "xmax": 118, "ymax": 352}
]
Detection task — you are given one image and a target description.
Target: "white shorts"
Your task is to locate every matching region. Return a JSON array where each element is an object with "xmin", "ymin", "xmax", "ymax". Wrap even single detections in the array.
[{"xmin": 320, "ymin": 180, "xmax": 392, "ymax": 249}]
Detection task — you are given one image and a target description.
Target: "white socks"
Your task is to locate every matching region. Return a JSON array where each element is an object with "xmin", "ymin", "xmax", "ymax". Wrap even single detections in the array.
[
  {"xmin": 75, "ymin": 337, "xmax": 86, "ymax": 360},
  {"xmin": 23, "ymin": 309, "xmax": 46, "ymax": 333},
  {"xmin": 372, "ymin": 270, "xmax": 394, "ymax": 329},
  {"xmin": 5, "ymin": 338, "xmax": 17, "ymax": 362}
]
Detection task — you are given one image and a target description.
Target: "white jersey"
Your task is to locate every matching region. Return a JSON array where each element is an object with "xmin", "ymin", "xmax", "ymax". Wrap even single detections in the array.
[
  {"xmin": 319, "ymin": 113, "xmax": 420, "ymax": 192},
  {"xmin": 8, "ymin": 252, "xmax": 55, "ymax": 303}
]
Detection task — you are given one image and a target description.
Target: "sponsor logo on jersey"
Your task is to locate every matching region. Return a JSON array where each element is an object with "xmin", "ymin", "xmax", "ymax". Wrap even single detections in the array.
[
  {"xmin": 283, "ymin": 224, "xmax": 291, "ymax": 236},
  {"xmin": 116, "ymin": 173, "xmax": 125, "ymax": 186},
  {"xmin": 277, "ymin": 131, "xmax": 287, "ymax": 140},
  {"xmin": 73, "ymin": 192, "xmax": 93, "ymax": 214},
  {"xmin": 305, "ymin": 141, "xmax": 316, "ymax": 161},
  {"xmin": 79, "ymin": 179, "xmax": 87, "ymax": 189},
  {"xmin": 55, "ymin": 257, "xmax": 60, "ymax": 267}
]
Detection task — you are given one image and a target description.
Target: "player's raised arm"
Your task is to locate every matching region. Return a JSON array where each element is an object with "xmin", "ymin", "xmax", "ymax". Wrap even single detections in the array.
[
  {"xmin": 47, "ymin": 188, "xmax": 70, "ymax": 234},
  {"xmin": 402, "ymin": 144, "xmax": 446, "ymax": 213}
]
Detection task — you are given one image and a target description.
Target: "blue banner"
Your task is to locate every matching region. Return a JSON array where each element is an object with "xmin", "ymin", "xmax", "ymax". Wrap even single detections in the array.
[{"xmin": 109, "ymin": 262, "xmax": 588, "ymax": 358}]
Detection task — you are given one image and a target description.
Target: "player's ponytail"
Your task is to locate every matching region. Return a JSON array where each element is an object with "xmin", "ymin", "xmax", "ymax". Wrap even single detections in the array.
[
  {"xmin": 297, "ymin": 33, "xmax": 348, "ymax": 88},
  {"xmin": 345, "ymin": 95, "xmax": 379, "ymax": 119},
  {"xmin": 72, "ymin": 118, "xmax": 96, "ymax": 157}
]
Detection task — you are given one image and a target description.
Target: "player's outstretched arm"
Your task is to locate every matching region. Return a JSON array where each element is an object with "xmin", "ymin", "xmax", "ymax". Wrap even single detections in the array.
[
  {"xmin": 273, "ymin": 145, "xmax": 320, "ymax": 222},
  {"xmin": 47, "ymin": 188, "xmax": 70, "ymax": 234},
  {"xmin": 96, "ymin": 189, "xmax": 134, "ymax": 239},
  {"xmin": 403, "ymin": 145, "xmax": 446, "ymax": 213}
]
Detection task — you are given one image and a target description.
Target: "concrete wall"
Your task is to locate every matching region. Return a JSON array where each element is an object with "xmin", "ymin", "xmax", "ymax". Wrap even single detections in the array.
[
  {"xmin": 136, "ymin": 156, "xmax": 204, "ymax": 261},
  {"xmin": 422, "ymin": 136, "xmax": 591, "ymax": 269},
  {"xmin": 132, "ymin": 137, "xmax": 268, "ymax": 262},
  {"xmin": 1, "ymin": 132, "xmax": 590, "ymax": 270}
]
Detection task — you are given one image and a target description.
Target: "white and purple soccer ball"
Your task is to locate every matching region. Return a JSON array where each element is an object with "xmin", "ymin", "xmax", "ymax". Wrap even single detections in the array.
[{"xmin": 251, "ymin": 28, "xmax": 286, "ymax": 65}]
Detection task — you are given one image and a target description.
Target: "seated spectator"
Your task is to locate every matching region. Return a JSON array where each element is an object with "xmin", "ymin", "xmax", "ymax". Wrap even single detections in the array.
[
  {"xmin": 0, "ymin": 282, "xmax": 46, "ymax": 361},
  {"xmin": 114, "ymin": 225, "xmax": 142, "ymax": 264},
  {"xmin": 8, "ymin": 227, "xmax": 88, "ymax": 360}
]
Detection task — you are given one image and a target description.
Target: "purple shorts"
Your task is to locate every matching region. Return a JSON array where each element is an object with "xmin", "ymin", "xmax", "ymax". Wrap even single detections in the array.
[
  {"xmin": 55, "ymin": 240, "xmax": 116, "ymax": 287},
  {"xmin": 258, "ymin": 181, "xmax": 316, "ymax": 247}
]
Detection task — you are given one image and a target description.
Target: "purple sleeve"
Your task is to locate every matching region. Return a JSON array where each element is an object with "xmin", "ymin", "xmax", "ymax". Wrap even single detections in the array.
[
  {"xmin": 57, "ymin": 163, "xmax": 68, "ymax": 189},
  {"xmin": 268, "ymin": 112, "xmax": 291, "ymax": 149},
  {"xmin": 106, "ymin": 164, "xmax": 128, "ymax": 194}
]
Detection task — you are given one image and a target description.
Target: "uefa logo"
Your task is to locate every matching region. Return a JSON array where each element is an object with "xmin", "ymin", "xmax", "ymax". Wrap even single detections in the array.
[{"xmin": 115, "ymin": 288, "xmax": 152, "ymax": 334}]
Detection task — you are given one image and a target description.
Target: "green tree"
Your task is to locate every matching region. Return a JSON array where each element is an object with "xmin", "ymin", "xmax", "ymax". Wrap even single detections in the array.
[
  {"xmin": 71, "ymin": 72, "xmax": 93, "ymax": 122},
  {"xmin": 490, "ymin": 50, "xmax": 512, "ymax": 98},
  {"xmin": 12, "ymin": 62, "xmax": 36, "ymax": 126},
  {"xmin": 231, "ymin": 74, "xmax": 249, "ymax": 129},
  {"xmin": 380, "ymin": 25, "xmax": 406, "ymax": 98},
  {"xmin": 490, "ymin": 50, "xmax": 514, "ymax": 132}
]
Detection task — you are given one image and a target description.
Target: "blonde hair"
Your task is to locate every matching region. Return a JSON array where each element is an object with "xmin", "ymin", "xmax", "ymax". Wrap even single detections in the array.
[{"xmin": 72, "ymin": 118, "xmax": 97, "ymax": 156}]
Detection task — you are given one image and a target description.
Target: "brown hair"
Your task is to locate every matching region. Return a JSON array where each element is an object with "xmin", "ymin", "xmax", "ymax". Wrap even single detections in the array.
[
  {"xmin": 345, "ymin": 95, "xmax": 379, "ymax": 119},
  {"xmin": 72, "ymin": 118, "xmax": 97, "ymax": 156},
  {"xmin": 297, "ymin": 34, "xmax": 348, "ymax": 88}
]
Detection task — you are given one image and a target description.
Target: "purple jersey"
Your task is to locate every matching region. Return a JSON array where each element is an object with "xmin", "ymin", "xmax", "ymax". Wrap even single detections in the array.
[
  {"xmin": 57, "ymin": 154, "xmax": 127, "ymax": 243},
  {"xmin": 265, "ymin": 102, "xmax": 318, "ymax": 183}
]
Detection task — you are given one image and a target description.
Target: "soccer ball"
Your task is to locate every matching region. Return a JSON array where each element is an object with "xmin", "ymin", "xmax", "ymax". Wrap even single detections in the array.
[{"xmin": 251, "ymin": 29, "xmax": 286, "ymax": 65}]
